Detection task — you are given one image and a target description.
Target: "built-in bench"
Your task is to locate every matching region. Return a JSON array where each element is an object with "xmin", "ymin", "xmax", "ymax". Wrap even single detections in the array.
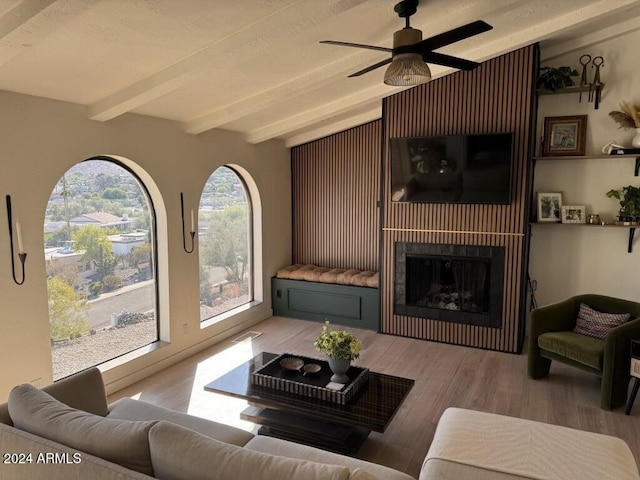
[{"xmin": 271, "ymin": 264, "xmax": 379, "ymax": 331}]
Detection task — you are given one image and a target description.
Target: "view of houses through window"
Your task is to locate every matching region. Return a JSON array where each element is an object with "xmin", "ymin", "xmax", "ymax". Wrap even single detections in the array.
[
  {"xmin": 199, "ymin": 166, "xmax": 252, "ymax": 322},
  {"xmin": 45, "ymin": 159, "xmax": 157, "ymax": 381}
]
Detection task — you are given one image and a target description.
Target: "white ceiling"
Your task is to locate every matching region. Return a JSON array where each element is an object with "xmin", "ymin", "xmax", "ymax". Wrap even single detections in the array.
[{"xmin": 0, "ymin": 0, "xmax": 639, "ymax": 147}]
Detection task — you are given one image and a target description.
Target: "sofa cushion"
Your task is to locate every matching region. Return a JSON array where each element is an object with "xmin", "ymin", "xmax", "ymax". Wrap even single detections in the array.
[
  {"xmin": 573, "ymin": 303, "xmax": 630, "ymax": 339},
  {"xmin": 108, "ymin": 397, "xmax": 254, "ymax": 446},
  {"xmin": 244, "ymin": 435, "xmax": 415, "ymax": 480},
  {"xmin": 0, "ymin": 423, "xmax": 155, "ymax": 480},
  {"xmin": 8, "ymin": 383, "xmax": 156, "ymax": 476},
  {"xmin": 149, "ymin": 421, "xmax": 350, "ymax": 480},
  {"xmin": 350, "ymin": 468, "xmax": 383, "ymax": 480},
  {"xmin": 538, "ymin": 331, "xmax": 604, "ymax": 370}
]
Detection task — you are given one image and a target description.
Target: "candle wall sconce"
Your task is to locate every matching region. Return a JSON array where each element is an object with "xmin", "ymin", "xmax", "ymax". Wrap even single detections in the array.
[
  {"xmin": 5, "ymin": 195, "xmax": 27, "ymax": 285},
  {"xmin": 180, "ymin": 192, "xmax": 196, "ymax": 254}
]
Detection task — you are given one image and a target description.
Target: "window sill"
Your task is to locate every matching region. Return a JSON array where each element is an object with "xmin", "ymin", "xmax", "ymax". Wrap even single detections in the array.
[
  {"xmin": 97, "ymin": 340, "xmax": 170, "ymax": 373},
  {"xmin": 200, "ymin": 300, "xmax": 262, "ymax": 330}
]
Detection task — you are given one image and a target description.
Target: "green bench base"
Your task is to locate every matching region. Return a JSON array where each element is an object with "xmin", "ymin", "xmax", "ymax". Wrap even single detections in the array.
[{"xmin": 271, "ymin": 277, "xmax": 379, "ymax": 331}]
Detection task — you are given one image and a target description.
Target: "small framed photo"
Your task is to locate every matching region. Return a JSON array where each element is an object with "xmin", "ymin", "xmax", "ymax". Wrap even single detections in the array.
[
  {"xmin": 537, "ymin": 192, "xmax": 562, "ymax": 223},
  {"xmin": 561, "ymin": 205, "xmax": 586, "ymax": 224},
  {"xmin": 542, "ymin": 115, "xmax": 587, "ymax": 156}
]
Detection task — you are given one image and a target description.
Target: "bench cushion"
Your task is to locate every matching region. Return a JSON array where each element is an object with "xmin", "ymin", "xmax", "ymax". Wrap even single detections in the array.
[{"xmin": 276, "ymin": 264, "xmax": 379, "ymax": 288}]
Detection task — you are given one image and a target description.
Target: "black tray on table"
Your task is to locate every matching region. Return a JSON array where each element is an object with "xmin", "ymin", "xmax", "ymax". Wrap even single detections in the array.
[{"xmin": 250, "ymin": 353, "xmax": 369, "ymax": 405}]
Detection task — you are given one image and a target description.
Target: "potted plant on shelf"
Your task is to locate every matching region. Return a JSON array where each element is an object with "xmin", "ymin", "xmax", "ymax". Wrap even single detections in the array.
[
  {"xmin": 536, "ymin": 66, "xmax": 578, "ymax": 91},
  {"xmin": 606, "ymin": 185, "xmax": 640, "ymax": 223},
  {"xmin": 314, "ymin": 322, "xmax": 361, "ymax": 384}
]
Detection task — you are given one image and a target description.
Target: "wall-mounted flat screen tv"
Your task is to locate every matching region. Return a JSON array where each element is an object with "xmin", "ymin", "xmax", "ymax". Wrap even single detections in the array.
[{"xmin": 389, "ymin": 133, "xmax": 514, "ymax": 204}]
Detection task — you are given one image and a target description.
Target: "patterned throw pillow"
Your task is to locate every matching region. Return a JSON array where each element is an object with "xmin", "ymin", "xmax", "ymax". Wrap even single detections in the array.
[{"xmin": 573, "ymin": 303, "xmax": 630, "ymax": 339}]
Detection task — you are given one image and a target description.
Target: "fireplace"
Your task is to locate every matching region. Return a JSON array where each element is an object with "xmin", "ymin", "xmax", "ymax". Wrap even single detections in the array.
[{"xmin": 394, "ymin": 242, "xmax": 505, "ymax": 328}]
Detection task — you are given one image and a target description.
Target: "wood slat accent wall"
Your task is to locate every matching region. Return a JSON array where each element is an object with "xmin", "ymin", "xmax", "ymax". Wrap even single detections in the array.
[
  {"xmin": 291, "ymin": 121, "xmax": 381, "ymax": 271},
  {"xmin": 381, "ymin": 45, "xmax": 538, "ymax": 353}
]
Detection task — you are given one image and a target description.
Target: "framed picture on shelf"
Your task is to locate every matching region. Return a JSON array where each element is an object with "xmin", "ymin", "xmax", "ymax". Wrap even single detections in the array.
[
  {"xmin": 537, "ymin": 192, "xmax": 562, "ymax": 222},
  {"xmin": 561, "ymin": 205, "xmax": 586, "ymax": 224},
  {"xmin": 542, "ymin": 115, "xmax": 587, "ymax": 157}
]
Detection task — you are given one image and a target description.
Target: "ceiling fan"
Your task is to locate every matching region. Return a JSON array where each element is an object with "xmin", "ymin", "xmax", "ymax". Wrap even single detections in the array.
[{"xmin": 320, "ymin": 0, "xmax": 492, "ymax": 86}]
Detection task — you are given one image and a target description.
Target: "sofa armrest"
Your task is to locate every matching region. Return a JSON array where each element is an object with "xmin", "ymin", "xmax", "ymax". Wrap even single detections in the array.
[
  {"xmin": 1, "ymin": 368, "xmax": 109, "ymax": 426},
  {"xmin": 42, "ymin": 367, "xmax": 109, "ymax": 417}
]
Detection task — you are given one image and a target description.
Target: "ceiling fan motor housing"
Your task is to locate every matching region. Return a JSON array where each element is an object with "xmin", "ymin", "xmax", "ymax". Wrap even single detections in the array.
[{"xmin": 393, "ymin": 27, "xmax": 422, "ymax": 52}]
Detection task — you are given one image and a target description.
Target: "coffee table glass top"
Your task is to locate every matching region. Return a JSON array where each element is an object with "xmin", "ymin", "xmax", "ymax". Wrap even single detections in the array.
[{"xmin": 204, "ymin": 352, "xmax": 414, "ymax": 432}]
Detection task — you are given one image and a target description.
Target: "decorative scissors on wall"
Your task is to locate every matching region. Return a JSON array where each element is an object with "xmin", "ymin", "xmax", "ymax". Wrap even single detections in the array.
[
  {"xmin": 591, "ymin": 56, "xmax": 604, "ymax": 109},
  {"xmin": 578, "ymin": 54, "xmax": 591, "ymax": 103}
]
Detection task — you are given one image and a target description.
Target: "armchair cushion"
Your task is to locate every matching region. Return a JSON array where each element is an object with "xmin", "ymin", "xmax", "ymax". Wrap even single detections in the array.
[
  {"xmin": 538, "ymin": 331, "xmax": 604, "ymax": 370},
  {"xmin": 573, "ymin": 303, "xmax": 630, "ymax": 339}
]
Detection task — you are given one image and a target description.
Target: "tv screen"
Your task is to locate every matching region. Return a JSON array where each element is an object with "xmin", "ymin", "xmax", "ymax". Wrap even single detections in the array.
[{"xmin": 389, "ymin": 133, "xmax": 514, "ymax": 204}]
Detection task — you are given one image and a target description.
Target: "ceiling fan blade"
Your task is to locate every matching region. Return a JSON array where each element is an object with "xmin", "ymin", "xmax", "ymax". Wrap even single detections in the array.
[
  {"xmin": 422, "ymin": 51, "xmax": 479, "ymax": 70},
  {"xmin": 320, "ymin": 40, "xmax": 392, "ymax": 53},
  {"xmin": 417, "ymin": 20, "xmax": 493, "ymax": 52},
  {"xmin": 348, "ymin": 58, "xmax": 393, "ymax": 77}
]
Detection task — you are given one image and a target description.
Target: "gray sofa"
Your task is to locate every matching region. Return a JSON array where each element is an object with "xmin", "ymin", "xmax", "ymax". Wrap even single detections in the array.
[
  {"xmin": 0, "ymin": 367, "xmax": 413, "ymax": 480},
  {"xmin": 1, "ymin": 367, "xmax": 638, "ymax": 480}
]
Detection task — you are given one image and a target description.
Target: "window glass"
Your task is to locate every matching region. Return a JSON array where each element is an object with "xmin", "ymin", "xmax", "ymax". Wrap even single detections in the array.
[
  {"xmin": 198, "ymin": 166, "xmax": 252, "ymax": 321},
  {"xmin": 45, "ymin": 159, "xmax": 158, "ymax": 380}
]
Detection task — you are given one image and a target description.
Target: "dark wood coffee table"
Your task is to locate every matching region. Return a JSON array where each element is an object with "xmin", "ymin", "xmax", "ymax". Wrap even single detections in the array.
[{"xmin": 204, "ymin": 352, "xmax": 414, "ymax": 454}]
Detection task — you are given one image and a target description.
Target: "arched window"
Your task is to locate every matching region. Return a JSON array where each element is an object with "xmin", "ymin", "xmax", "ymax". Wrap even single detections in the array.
[
  {"xmin": 198, "ymin": 166, "xmax": 252, "ymax": 322},
  {"xmin": 45, "ymin": 158, "xmax": 158, "ymax": 381}
]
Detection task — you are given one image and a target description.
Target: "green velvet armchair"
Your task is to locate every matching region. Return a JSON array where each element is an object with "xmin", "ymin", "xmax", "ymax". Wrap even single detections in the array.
[{"xmin": 528, "ymin": 294, "xmax": 640, "ymax": 410}]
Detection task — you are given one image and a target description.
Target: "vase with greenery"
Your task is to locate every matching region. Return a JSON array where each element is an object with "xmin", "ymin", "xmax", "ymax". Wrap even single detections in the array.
[
  {"xmin": 609, "ymin": 101, "xmax": 640, "ymax": 148},
  {"xmin": 606, "ymin": 185, "xmax": 640, "ymax": 222},
  {"xmin": 314, "ymin": 322, "xmax": 361, "ymax": 383}
]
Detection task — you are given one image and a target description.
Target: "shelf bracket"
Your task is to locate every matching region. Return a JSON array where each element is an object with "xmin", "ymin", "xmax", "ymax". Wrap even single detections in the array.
[
  {"xmin": 635, "ymin": 157, "xmax": 640, "ymax": 177},
  {"xmin": 629, "ymin": 227, "xmax": 636, "ymax": 253}
]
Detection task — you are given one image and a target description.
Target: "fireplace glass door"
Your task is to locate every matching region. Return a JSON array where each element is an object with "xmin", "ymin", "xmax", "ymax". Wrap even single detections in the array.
[{"xmin": 406, "ymin": 255, "xmax": 490, "ymax": 314}]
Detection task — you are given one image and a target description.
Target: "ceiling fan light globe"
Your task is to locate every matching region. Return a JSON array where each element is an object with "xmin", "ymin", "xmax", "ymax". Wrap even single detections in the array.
[{"xmin": 383, "ymin": 53, "xmax": 431, "ymax": 86}]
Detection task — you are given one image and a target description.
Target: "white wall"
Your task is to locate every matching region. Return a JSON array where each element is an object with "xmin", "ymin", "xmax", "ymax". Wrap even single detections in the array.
[
  {"xmin": 0, "ymin": 91, "xmax": 291, "ymax": 400},
  {"xmin": 530, "ymin": 29, "xmax": 640, "ymax": 308}
]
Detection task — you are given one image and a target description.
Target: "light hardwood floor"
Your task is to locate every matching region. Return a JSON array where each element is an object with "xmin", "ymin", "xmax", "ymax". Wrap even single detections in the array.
[{"xmin": 109, "ymin": 316, "xmax": 640, "ymax": 478}]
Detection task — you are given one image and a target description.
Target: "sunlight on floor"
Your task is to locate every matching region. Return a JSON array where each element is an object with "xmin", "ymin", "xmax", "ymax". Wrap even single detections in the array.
[{"xmin": 186, "ymin": 339, "xmax": 258, "ymax": 432}]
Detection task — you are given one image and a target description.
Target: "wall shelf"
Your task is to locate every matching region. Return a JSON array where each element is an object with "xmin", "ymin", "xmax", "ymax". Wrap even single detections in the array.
[
  {"xmin": 532, "ymin": 154, "xmax": 640, "ymax": 176},
  {"xmin": 536, "ymin": 84, "xmax": 604, "ymax": 109},
  {"xmin": 536, "ymin": 84, "xmax": 603, "ymax": 96},
  {"xmin": 530, "ymin": 222, "xmax": 638, "ymax": 253}
]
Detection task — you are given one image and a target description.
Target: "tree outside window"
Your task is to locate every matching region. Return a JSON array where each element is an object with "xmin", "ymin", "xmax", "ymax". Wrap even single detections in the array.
[{"xmin": 198, "ymin": 167, "xmax": 252, "ymax": 321}]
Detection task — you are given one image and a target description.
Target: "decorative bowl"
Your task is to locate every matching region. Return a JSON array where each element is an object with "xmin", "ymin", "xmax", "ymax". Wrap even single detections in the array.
[
  {"xmin": 279, "ymin": 357, "xmax": 304, "ymax": 371},
  {"xmin": 302, "ymin": 363, "xmax": 321, "ymax": 376}
]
